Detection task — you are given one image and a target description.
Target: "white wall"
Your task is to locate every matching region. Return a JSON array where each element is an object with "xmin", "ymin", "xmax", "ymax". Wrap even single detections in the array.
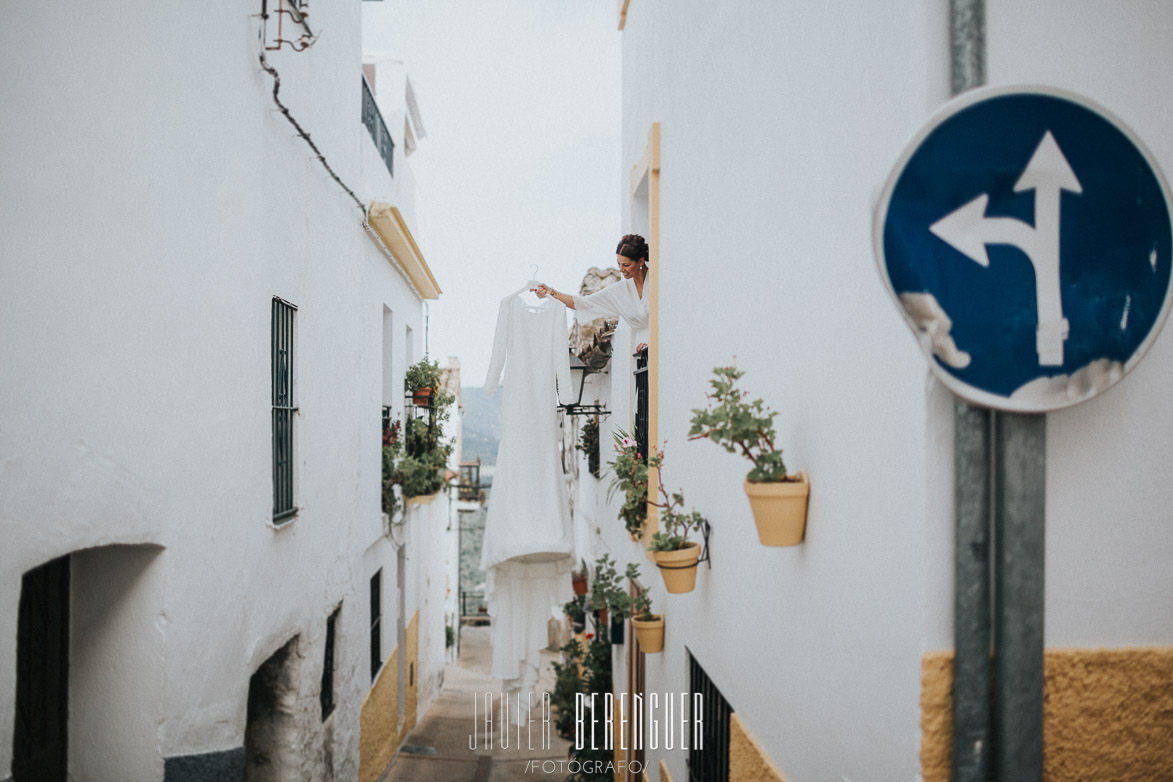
[
  {"xmin": 603, "ymin": 2, "xmax": 1173, "ymax": 780},
  {"xmin": 0, "ymin": 0, "xmax": 435, "ymax": 775},
  {"xmin": 613, "ymin": 2, "xmax": 947, "ymax": 779},
  {"xmin": 982, "ymin": 0, "xmax": 1173, "ymax": 650}
]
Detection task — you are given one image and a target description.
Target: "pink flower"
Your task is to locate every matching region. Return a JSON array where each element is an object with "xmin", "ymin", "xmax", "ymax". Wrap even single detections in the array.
[{"xmin": 620, "ymin": 437, "xmax": 636, "ymax": 448}]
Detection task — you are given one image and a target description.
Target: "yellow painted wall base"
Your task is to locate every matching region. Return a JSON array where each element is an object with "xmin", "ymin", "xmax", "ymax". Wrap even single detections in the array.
[
  {"xmin": 729, "ymin": 712, "xmax": 788, "ymax": 782},
  {"xmin": 406, "ymin": 610, "xmax": 420, "ymax": 733},
  {"xmin": 921, "ymin": 647, "xmax": 1173, "ymax": 781},
  {"xmin": 359, "ymin": 647, "xmax": 401, "ymax": 782}
]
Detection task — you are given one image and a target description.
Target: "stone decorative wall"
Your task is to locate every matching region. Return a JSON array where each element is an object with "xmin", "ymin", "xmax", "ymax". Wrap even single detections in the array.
[{"xmin": 569, "ymin": 267, "xmax": 622, "ymax": 365}]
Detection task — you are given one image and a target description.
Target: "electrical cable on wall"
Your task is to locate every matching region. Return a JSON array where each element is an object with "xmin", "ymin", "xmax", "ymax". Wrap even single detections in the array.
[
  {"xmin": 255, "ymin": 15, "xmax": 427, "ymax": 302},
  {"xmin": 257, "ymin": 48, "xmax": 366, "ymax": 217}
]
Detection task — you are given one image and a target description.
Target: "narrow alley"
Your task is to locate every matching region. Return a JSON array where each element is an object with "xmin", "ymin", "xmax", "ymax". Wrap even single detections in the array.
[{"xmin": 378, "ymin": 625, "xmax": 572, "ymax": 782}]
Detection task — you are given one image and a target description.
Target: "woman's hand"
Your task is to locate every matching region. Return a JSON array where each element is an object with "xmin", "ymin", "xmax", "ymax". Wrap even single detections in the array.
[{"xmin": 532, "ymin": 284, "xmax": 576, "ymax": 310}]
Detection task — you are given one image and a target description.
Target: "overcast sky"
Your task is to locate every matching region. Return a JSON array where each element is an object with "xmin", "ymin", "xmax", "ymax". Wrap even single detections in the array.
[{"xmin": 364, "ymin": 1, "xmax": 623, "ymax": 384}]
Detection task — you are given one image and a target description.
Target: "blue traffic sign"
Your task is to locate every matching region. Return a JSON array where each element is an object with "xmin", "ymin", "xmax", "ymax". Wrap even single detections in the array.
[{"xmin": 874, "ymin": 85, "xmax": 1173, "ymax": 412}]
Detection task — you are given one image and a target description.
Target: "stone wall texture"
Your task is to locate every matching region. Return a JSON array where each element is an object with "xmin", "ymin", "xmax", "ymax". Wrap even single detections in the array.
[{"xmin": 921, "ymin": 647, "xmax": 1173, "ymax": 781}]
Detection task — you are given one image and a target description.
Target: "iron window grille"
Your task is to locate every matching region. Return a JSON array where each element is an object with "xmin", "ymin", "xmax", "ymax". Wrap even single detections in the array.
[
  {"xmin": 633, "ymin": 346, "xmax": 649, "ymax": 462},
  {"xmin": 688, "ymin": 651, "xmax": 733, "ymax": 782},
  {"xmin": 321, "ymin": 608, "xmax": 339, "ymax": 720},
  {"xmin": 370, "ymin": 570, "xmax": 383, "ymax": 682},
  {"xmin": 362, "ymin": 76, "xmax": 395, "ymax": 177},
  {"xmin": 272, "ymin": 297, "xmax": 298, "ymax": 521}
]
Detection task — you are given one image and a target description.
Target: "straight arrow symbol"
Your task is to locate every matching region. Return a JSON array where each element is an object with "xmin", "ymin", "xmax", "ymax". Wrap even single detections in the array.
[{"xmin": 929, "ymin": 131, "xmax": 1083, "ymax": 366}]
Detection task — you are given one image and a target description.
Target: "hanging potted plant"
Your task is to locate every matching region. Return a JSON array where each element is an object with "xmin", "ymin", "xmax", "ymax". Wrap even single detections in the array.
[
  {"xmin": 689, "ymin": 364, "xmax": 809, "ymax": 546},
  {"xmin": 589, "ymin": 554, "xmax": 642, "ymax": 645},
  {"xmin": 629, "ymin": 574, "xmax": 663, "ymax": 654},
  {"xmin": 405, "ymin": 357, "xmax": 443, "ymax": 406},
  {"xmin": 563, "ymin": 593, "xmax": 587, "ymax": 634},
  {"xmin": 571, "ymin": 560, "xmax": 589, "ymax": 596},
  {"xmin": 577, "ymin": 416, "xmax": 601, "ymax": 478},
  {"xmin": 606, "ymin": 429, "xmax": 650, "ymax": 538},
  {"xmin": 646, "ymin": 450, "xmax": 709, "ymax": 594}
]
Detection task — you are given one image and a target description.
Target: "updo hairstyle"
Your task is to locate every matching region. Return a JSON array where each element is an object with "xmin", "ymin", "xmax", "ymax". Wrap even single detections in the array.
[{"xmin": 616, "ymin": 234, "xmax": 650, "ymax": 265}]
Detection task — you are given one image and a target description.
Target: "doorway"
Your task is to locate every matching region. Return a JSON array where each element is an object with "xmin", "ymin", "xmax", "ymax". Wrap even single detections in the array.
[
  {"xmin": 244, "ymin": 636, "xmax": 302, "ymax": 781},
  {"xmin": 13, "ymin": 555, "xmax": 70, "ymax": 782}
]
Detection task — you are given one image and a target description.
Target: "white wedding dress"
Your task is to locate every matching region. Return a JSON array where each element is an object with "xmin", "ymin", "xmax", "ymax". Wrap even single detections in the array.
[{"xmin": 482, "ymin": 291, "xmax": 577, "ymax": 718}]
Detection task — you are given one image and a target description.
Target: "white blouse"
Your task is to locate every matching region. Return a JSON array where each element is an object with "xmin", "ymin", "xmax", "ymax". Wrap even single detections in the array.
[{"xmin": 571, "ymin": 275, "xmax": 650, "ymax": 348}]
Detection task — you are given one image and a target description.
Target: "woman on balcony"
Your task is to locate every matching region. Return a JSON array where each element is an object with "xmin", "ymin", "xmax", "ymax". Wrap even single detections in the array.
[{"xmin": 533, "ymin": 233, "xmax": 650, "ymax": 352}]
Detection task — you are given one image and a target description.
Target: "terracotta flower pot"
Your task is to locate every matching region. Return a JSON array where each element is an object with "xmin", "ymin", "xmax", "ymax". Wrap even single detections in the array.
[
  {"xmin": 632, "ymin": 615, "xmax": 664, "ymax": 654},
  {"xmin": 412, "ymin": 387, "xmax": 433, "ymax": 406},
  {"xmin": 572, "ymin": 574, "xmax": 588, "ymax": 596},
  {"xmin": 652, "ymin": 541, "xmax": 701, "ymax": 594},
  {"xmin": 743, "ymin": 470, "xmax": 810, "ymax": 546}
]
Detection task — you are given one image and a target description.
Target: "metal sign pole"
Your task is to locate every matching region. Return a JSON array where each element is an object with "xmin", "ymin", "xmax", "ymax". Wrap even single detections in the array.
[
  {"xmin": 993, "ymin": 413, "xmax": 1046, "ymax": 780},
  {"xmin": 950, "ymin": 4, "xmax": 1045, "ymax": 779},
  {"xmin": 949, "ymin": 4, "xmax": 995, "ymax": 780}
]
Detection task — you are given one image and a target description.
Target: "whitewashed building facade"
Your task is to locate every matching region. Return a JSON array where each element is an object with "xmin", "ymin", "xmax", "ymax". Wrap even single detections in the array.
[
  {"xmin": 571, "ymin": 2, "xmax": 1173, "ymax": 781},
  {"xmin": 0, "ymin": 2, "xmax": 455, "ymax": 780}
]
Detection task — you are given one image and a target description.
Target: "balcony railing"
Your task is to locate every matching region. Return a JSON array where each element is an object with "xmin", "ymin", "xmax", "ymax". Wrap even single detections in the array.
[
  {"xmin": 362, "ymin": 76, "xmax": 394, "ymax": 177},
  {"xmin": 633, "ymin": 346, "xmax": 649, "ymax": 461}
]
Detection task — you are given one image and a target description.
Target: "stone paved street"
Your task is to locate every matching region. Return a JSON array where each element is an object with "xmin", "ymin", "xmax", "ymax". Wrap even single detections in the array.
[{"xmin": 378, "ymin": 624, "xmax": 573, "ymax": 782}]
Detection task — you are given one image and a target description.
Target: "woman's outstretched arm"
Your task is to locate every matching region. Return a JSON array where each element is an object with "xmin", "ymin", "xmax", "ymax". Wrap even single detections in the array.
[{"xmin": 533, "ymin": 283, "xmax": 575, "ymax": 310}]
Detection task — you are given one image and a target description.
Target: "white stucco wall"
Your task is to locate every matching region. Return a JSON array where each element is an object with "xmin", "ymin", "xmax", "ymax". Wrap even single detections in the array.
[
  {"xmin": 1, "ymin": 1, "xmax": 443, "ymax": 776},
  {"xmin": 982, "ymin": 0, "xmax": 1173, "ymax": 650},
  {"xmin": 611, "ymin": 2, "xmax": 943, "ymax": 780},
  {"xmin": 598, "ymin": 2, "xmax": 1173, "ymax": 780}
]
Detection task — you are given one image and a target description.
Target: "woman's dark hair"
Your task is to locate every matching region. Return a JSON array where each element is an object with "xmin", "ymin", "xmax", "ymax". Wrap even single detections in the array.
[{"xmin": 616, "ymin": 234, "xmax": 649, "ymax": 264}]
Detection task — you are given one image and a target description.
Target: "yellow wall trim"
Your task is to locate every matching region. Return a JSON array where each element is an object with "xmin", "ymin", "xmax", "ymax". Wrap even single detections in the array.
[
  {"xmin": 729, "ymin": 712, "xmax": 788, "ymax": 782},
  {"xmin": 405, "ymin": 610, "xmax": 420, "ymax": 733},
  {"xmin": 405, "ymin": 490, "xmax": 441, "ymax": 506},
  {"xmin": 367, "ymin": 202, "xmax": 441, "ymax": 300},
  {"xmin": 921, "ymin": 647, "xmax": 1173, "ymax": 781},
  {"xmin": 359, "ymin": 646, "xmax": 401, "ymax": 782},
  {"xmin": 629, "ymin": 123, "xmax": 660, "ymax": 545}
]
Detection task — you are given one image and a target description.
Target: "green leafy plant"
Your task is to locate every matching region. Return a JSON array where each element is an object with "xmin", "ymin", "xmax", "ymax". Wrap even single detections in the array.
[
  {"xmin": 381, "ymin": 419, "xmax": 403, "ymax": 517},
  {"xmin": 577, "ymin": 416, "xmax": 601, "ymax": 478},
  {"xmin": 688, "ymin": 364, "xmax": 791, "ymax": 483},
  {"xmin": 550, "ymin": 635, "xmax": 586, "ymax": 741},
  {"xmin": 382, "ymin": 365, "xmax": 458, "ymax": 503},
  {"xmin": 630, "ymin": 569, "xmax": 655, "ymax": 622},
  {"xmin": 563, "ymin": 593, "xmax": 587, "ymax": 631},
  {"xmin": 588, "ymin": 554, "xmax": 641, "ymax": 622},
  {"xmin": 567, "ymin": 627, "xmax": 614, "ymax": 780},
  {"xmin": 646, "ymin": 449, "xmax": 709, "ymax": 552},
  {"xmin": 405, "ymin": 357, "xmax": 444, "ymax": 394},
  {"xmin": 606, "ymin": 428, "xmax": 650, "ymax": 537}
]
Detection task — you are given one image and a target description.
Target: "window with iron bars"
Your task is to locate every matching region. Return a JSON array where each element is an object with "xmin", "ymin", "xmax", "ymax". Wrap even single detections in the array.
[
  {"xmin": 320, "ymin": 607, "xmax": 339, "ymax": 721},
  {"xmin": 272, "ymin": 297, "xmax": 298, "ymax": 521},
  {"xmin": 688, "ymin": 651, "xmax": 733, "ymax": 782},
  {"xmin": 370, "ymin": 570, "xmax": 383, "ymax": 682},
  {"xmin": 633, "ymin": 346, "xmax": 649, "ymax": 461}
]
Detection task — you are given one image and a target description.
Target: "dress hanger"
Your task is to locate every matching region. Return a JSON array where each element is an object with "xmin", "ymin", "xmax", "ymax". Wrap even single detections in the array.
[{"xmin": 511, "ymin": 264, "xmax": 543, "ymax": 297}]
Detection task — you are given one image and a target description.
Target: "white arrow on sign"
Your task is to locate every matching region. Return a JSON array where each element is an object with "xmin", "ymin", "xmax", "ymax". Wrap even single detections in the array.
[{"xmin": 930, "ymin": 131, "xmax": 1083, "ymax": 366}]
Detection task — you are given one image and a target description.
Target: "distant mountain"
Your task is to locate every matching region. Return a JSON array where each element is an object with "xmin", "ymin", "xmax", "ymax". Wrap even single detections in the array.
[{"xmin": 460, "ymin": 386, "xmax": 501, "ymax": 466}]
